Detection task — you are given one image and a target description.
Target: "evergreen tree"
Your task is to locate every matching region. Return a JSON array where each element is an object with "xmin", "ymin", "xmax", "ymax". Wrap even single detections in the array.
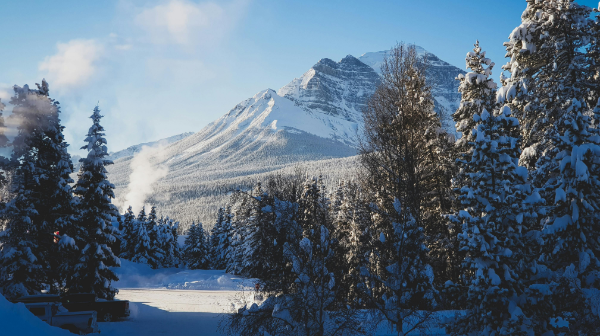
[
  {"xmin": 119, "ymin": 206, "xmax": 136, "ymax": 260},
  {"xmin": 168, "ymin": 217, "xmax": 180, "ymax": 267},
  {"xmin": 331, "ymin": 181, "xmax": 371, "ymax": 308},
  {"xmin": 130, "ymin": 218, "xmax": 159, "ymax": 268},
  {"xmin": 501, "ymin": 2, "xmax": 600, "ymax": 332},
  {"xmin": 239, "ymin": 184, "xmax": 281, "ymax": 278},
  {"xmin": 184, "ymin": 222, "xmax": 209, "ymax": 269},
  {"xmin": 147, "ymin": 206, "xmax": 164, "ymax": 265},
  {"xmin": 500, "ymin": 0, "xmax": 595, "ymax": 170},
  {"xmin": 69, "ymin": 106, "xmax": 120, "ymax": 299},
  {"xmin": 450, "ymin": 105, "xmax": 542, "ymax": 335},
  {"xmin": 210, "ymin": 207, "xmax": 231, "ymax": 270},
  {"xmin": 137, "ymin": 207, "xmax": 147, "ymax": 225},
  {"xmin": 156, "ymin": 218, "xmax": 176, "ymax": 268},
  {"xmin": 130, "ymin": 206, "xmax": 162, "ymax": 268},
  {"xmin": 446, "ymin": 41, "xmax": 499, "ymax": 286},
  {"xmin": 147, "ymin": 205, "xmax": 158, "ymax": 236},
  {"xmin": 0, "ymin": 81, "xmax": 76, "ymax": 298},
  {"xmin": 453, "ymin": 41, "xmax": 498, "ymax": 154}
]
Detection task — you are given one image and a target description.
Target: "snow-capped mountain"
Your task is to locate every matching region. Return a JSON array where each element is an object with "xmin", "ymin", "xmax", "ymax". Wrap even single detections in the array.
[
  {"xmin": 278, "ymin": 55, "xmax": 380, "ymax": 126},
  {"xmin": 359, "ymin": 48, "xmax": 465, "ymax": 121},
  {"xmin": 107, "ymin": 47, "xmax": 464, "ymax": 227}
]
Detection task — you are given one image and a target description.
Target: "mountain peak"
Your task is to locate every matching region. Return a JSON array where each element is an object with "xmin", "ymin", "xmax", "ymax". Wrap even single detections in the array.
[
  {"xmin": 278, "ymin": 55, "xmax": 379, "ymax": 123},
  {"xmin": 359, "ymin": 46, "xmax": 465, "ymax": 133},
  {"xmin": 253, "ymin": 88, "xmax": 277, "ymax": 101}
]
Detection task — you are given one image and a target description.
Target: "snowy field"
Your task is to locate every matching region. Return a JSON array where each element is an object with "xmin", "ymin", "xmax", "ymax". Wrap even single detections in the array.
[
  {"xmin": 2, "ymin": 260, "xmax": 452, "ymax": 335},
  {"xmin": 98, "ymin": 261, "xmax": 257, "ymax": 335},
  {"xmin": 113, "ymin": 260, "xmax": 256, "ymax": 291},
  {"xmin": 99, "ymin": 289, "xmax": 245, "ymax": 336}
]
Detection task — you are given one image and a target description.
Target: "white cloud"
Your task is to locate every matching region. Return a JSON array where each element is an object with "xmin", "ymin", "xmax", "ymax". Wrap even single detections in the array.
[
  {"xmin": 134, "ymin": 0, "xmax": 246, "ymax": 46},
  {"xmin": 39, "ymin": 39, "xmax": 104, "ymax": 90},
  {"xmin": 0, "ymin": 88, "xmax": 10, "ymax": 102}
]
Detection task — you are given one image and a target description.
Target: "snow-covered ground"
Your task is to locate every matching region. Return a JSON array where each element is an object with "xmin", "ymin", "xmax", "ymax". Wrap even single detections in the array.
[
  {"xmin": 98, "ymin": 260, "xmax": 256, "ymax": 335},
  {"xmin": 2, "ymin": 260, "xmax": 453, "ymax": 335},
  {"xmin": 99, "ymin": 289, "xmax": 249, "ymax": 336},
  {"xmin": 0, "ymin": 293, "xmax": 72, "ymax": 336},
  {"xmin": 114, "ymin": 260, "xmax": 255, "ymax": 291}
]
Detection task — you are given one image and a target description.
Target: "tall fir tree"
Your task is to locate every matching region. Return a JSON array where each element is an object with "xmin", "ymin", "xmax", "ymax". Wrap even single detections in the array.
[
  {"xmin": 450, "ymin": 104, "xmax": 543, "ymax": 335},
  {"xmin": 331, "ymin": 181, "xmax": 371, "ymax": 308},
  {"xmin": 146, "ymin": 206, "xmax": 164, "ymax": 264},
  {"xmin": 137, "ymin": 207, "xmax": 147, "ymax": 225},
  {"xmin": 184, "ymin": 222, "xmax": 210, "ymax": 269},
  {"xmin": 447, "ymin": 41, "xmax": 499, "ymax": 286},
  {"xmin": 500, "ymin": 0, "xmax": 595, "ymax": 170},
  {"xmin": 453, "ymin": 41, "xmax": 498, "ymax": 154},
  {"xmin": 130, "ymin": 206, "xmax": 163, "ymax": 268},
  {"xmin": 155, "ymin": 217, "xmax": 176, "ymax": 267},
  {"xmin": 501, "ymin": 2, "xmax": 600, "ymax": 332},
  {"xmin": 70, "ymin": 106, "xmax": 120, "ymax": 299},
  {"xmin": 0, "ymin": 81, "xmax": 77, "ymax": 298},
  {"xmin": 130, "ymin": 218, "xmax": 159, "ymax": 268},
  {"xmin": 239, "ymin": 184, "xmax": 282, "ymax": 278},
  {"xmin": 210, "ymin": 207, "xmax": 231, "ymax": 270},
  {"xmin": 119, "ymin": 206, "xmax": 136, "ymax": 260}
]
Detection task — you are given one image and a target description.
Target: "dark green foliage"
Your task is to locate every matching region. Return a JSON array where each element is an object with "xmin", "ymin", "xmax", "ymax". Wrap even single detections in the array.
[{"xmin": 69, "ymin": 106, "xmax": 120, "ymax": 299}]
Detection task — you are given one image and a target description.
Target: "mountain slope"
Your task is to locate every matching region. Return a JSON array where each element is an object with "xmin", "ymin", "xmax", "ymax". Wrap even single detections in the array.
[
  {"xmin": 107, "ymin": 48, "xmax": 464, "ymax": 227},
  {"xmin": 108, "ymin": 88, "xmax": 359, "ymax": 226}
]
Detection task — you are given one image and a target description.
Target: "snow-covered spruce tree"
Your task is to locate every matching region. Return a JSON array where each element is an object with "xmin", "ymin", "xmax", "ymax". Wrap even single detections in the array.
[
  {"xmin": 147, "ymin": 205, "xmax": 158, "ymax": 237},
  {"xmin": 500, "ymin": 0, "xmax": 595, "ymax": 170},
  {"xmin": 446, "ymin": 42, "xmax": 498, "ymax": 286},
  {"xmin": 532, "ymin": 97, "xmax": 600, "ymax": 332},
  {"xmin": 69, "ymin": 106, "xmax": 120, "ymax": 299},
  {"xmin": 226, "ymin": 191, "xmax": 249, "ymax": 275},
  {"xmin": 158, "ymin": 217, "xmax": 180, "ymax": 268},
  {"xmin": 449, "ymin": 105, "xmax": 543, "ymax": 335},
  {"xmin": 454, "ymin": 41, "xmax": 498, "ymax": 154},
  {"xmin": 358, "ymin": 44, "xmax": 437, "ymax": 334},
  {"xmin": 137, "ymin": 206, "xmax": 147, "ymax": 224},
  {"xmin": 119, "ymin": 206, "xmax": 136, "ymax": 260},
  {"xmin": 500, "ymin": 2, "xmax": 600, "ymax": 332},
  {"xmin": 210, "ymin": 207, "xmax": 231, "ymax": 269},
  {"xmin": 237, "ymin": 183, "xmax": 283, "ymax": 278},
  {"xmin": 146, "ymin": 206, "xmax": 165, "ymax": 265},
  {"xmin": 183, "ymin": 221, "xmax": 210, "ymax": 269},
  {"xmin": 331, "ymin": 180, "xmax": 372, "ymax": 308},
  {"xmin": 129, "ymin": 206, "xmax": 163, "ymax": 268},
  {"xmin": 130, "ymin": 218, "xmax": 160, "ymax": 268},
  {"xmin": 168, "ymin": 217, "xmax": 180, "ymax": 264},
  {"xmin": 0, "ymin": 81, "xmax": 77, "ymax": 299}
]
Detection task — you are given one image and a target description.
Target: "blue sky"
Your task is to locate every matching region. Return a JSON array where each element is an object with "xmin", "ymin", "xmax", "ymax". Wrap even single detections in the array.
[{"xmin": 0, "ymin": 0, "xmax": 597, "ymax": 154}]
